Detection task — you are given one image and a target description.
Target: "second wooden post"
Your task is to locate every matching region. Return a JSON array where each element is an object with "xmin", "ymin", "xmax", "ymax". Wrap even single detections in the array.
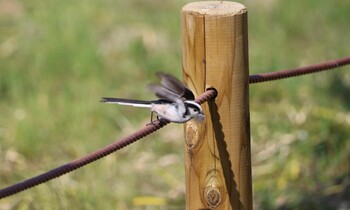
[{"xmin": 182, "ymin": 1, "xmax": 251, "ymax": 209}]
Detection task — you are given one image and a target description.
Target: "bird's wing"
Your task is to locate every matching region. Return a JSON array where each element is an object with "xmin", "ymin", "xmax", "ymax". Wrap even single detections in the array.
[
  {"xmin": 148, "ymin": 72, "xmax": 195, "ymax": 102},
  {"xmin": 148, "ymin": 84, "xmax": 182, "ymax": 103}
]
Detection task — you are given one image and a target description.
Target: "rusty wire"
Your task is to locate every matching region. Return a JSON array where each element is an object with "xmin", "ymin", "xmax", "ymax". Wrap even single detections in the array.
[
  {"xmin": 0, "ymin": 89, "xmax": 217, "ymax": 199},
  {"xmin": 1, "ymin": 56, "xmax": 349, "ymax": 199},
  {"xmin": 249, "ymin": 56, "xmax": 350, "ymax": 84}
]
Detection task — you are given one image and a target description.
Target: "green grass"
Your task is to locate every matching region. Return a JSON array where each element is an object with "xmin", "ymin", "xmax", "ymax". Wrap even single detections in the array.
[{"xmin": 0, "ymin": 0, "xmax": 349, "ymax": 209}]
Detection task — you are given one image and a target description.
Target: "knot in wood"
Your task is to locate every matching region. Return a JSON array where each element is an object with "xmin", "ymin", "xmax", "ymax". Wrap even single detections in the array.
[
  {"xmin": 185, "ymin": 121, "xmax": 204, "ymax": 150},
  {"xmin": 205, "ymin": 187, "xmax": 221, "ymax": 208},
  {"xmin": 204, "ymin": 172, "xmax": 222, "ymax": 209}
]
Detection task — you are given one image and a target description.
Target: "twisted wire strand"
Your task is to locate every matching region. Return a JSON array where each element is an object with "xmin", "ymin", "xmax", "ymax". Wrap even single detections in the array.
[
  {"xmin": 0, "ymin": 89, "xmax": 217, "ymax": 199},
  {"xmin": 1, "ymin": 55, "xmax": 348, "ymax": 199},
  {"xmin": 249, "ymin": 56, "xmax": 350, "ymax": 84}
]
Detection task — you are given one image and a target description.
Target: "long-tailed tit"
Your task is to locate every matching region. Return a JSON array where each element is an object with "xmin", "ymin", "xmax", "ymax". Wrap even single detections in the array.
[{"xmin": 100, "ymin": 72, "xmax": 205, "ymax": 123}]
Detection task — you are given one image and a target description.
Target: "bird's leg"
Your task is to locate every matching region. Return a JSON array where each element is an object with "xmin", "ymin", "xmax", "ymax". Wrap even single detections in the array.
[
  {"xmin": 150, "ymin": 111, "xmax": 154, "ymax": 122},
  {"xmin": 146, "ymin": 111, "xmax": 158, "ymax": 126}
]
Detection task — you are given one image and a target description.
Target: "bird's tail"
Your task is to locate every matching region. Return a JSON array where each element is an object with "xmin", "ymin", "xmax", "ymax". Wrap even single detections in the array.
[{"xmin": 100, "ymin": 97, "xmax": 153, "ymax": 108}]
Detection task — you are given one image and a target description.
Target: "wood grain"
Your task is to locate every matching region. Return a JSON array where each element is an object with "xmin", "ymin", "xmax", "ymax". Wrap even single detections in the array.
[{"xmin": 181, "ymin": 1, "xmax": 251, "ymax": 209}]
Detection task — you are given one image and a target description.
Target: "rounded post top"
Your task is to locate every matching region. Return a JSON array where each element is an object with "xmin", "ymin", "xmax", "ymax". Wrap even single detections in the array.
[{"xmin": 182, "ymin": 1, "xmax": 247, "ymax": 16}]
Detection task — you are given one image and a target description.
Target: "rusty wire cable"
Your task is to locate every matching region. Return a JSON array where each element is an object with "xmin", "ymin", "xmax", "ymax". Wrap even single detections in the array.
[
  {"xmin": 249, "ymin": 56, "xmax": 350, "ymax": 84},
  {"xmin": 1, "ymin": 56, "xmax": 349, "ymax": 199},
  {"xmin": 0, "ymin": 89, "xmax": 218, "ymax": 199}
]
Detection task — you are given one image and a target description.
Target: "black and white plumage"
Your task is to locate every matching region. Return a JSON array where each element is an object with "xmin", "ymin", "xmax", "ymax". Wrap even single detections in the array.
[{"xmin": 100, "ymin": 72, "xmax": 204, "ymax": 123}]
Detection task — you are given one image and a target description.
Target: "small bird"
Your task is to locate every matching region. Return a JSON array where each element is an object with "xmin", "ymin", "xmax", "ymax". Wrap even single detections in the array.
[{"xmin": 100, "ymin": 72, "xmax": 205, "ymax": 123}]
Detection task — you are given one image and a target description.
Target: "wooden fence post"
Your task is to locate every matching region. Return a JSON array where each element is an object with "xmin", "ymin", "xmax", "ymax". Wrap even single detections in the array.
[{"xmin": 181, "ymin": 1, "xmax": 251, "ymax": 209}]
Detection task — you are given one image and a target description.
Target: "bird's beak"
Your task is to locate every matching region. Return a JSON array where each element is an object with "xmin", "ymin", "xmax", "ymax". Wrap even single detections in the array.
[{"xmin": 195, "ymin": 112, "xmax": 205, "ymax": 122}]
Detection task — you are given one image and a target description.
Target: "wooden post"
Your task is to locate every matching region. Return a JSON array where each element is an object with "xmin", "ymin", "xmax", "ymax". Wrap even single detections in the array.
[{"xmin": 182, "ymin": 1, "xmax": 251, "ymax": 209}]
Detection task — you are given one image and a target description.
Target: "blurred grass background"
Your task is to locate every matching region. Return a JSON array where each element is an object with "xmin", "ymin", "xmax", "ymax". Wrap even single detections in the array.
[{"xmin": 0, "ymin": 0, "xmax": 349, "ymax": 209}]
